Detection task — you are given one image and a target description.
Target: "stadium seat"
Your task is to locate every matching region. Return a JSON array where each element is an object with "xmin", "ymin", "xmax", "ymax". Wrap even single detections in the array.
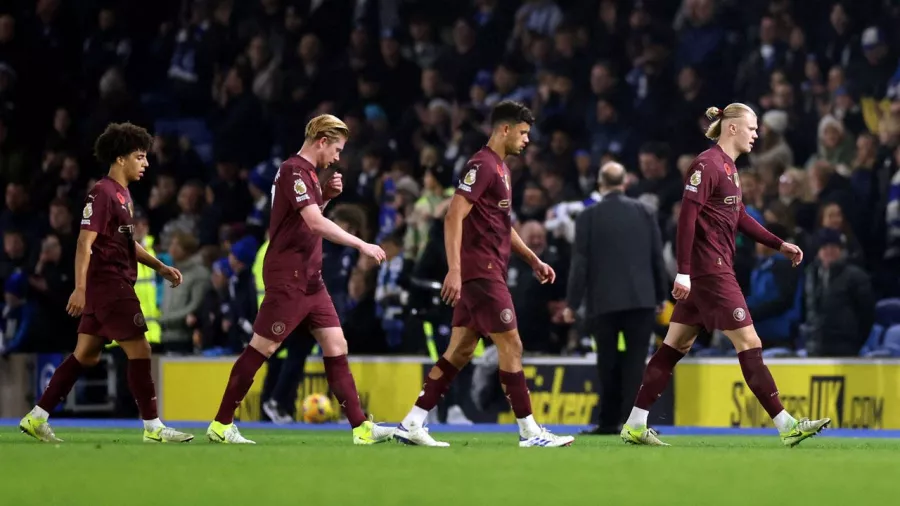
[
  {"xmin": 859, "ymin": 324, "xmax": 885, "ymax": 356},
  {"xmin": 874, "ymin": 298, "xmax": 900, "ymax": 326},
  {"xmin": 863, "ymin": 324, "xmax": 900, "ymax": 357}
]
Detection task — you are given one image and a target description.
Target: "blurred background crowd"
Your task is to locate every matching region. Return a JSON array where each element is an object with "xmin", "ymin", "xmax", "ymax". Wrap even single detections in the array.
[{"xmin": 2, "ymin": 0, "xmax": 900, "ymax": 360}]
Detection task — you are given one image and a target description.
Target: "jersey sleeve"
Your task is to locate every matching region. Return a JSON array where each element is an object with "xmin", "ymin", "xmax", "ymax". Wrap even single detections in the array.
[
  {"xmin": 682, "ymin": 159, "xmax": 719, "ymax": 205},
  {"xmin": 283, "ymin": 169, "xmax": 317, "ymax": 212},
  {"xmin": 455, "ymin": 157, "xmax": 495, "ymax": 202},
  {"xmin": 80, "ymin": 188, "xmax": 112, "ymax": 234}
]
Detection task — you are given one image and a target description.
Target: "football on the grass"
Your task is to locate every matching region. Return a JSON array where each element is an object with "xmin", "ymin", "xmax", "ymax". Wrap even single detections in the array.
[{"xmin": 302, "ymin": 393, "xmax": 334, "ymax": 423}]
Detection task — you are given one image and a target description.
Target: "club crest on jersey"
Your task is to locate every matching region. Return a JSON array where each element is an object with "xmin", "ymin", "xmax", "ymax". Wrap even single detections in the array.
[
  {"xmin": 733, "ymin": 173, "xmax": 741, "ymax": 187},
  {"xmin": 272, "ymin": 322, "xmax": 286, "ymax": 335},
  {"xmin": 689, "ymin": 170, "xmax": 701, "ymax": 186},
  {"xmin": 127, "ymin": 202, "xmax": 134, "ymax": 218},
  {"xmin": 133, "ymin": 313, "xmax": 146, "ymax": 327},
  {"xmin": 500, "ymin": 309, "xmax": 513, "ymax": 324},
  {"xmin": 733, "ymin": 308, "xmax": 746, "ymax": 322}
]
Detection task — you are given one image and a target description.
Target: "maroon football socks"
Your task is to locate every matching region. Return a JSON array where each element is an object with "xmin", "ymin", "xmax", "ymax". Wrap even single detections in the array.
[
  {"xmin": 499, "ymin": 370, "xmax": 533, "ymax": 418},
  {"xmin": 127, "ymin": 358, "xmax": 159, "ymax": 420},
  {"xmin": 634, "ymin": 344, "xmax": 685, "ymax": 410},
  {"xmin": 37, "ymin": 355, "xmax": 85, "ymax": 413},
  {"xmin": 414, "ymin": 357, "xmax": 459, "ymax": 411},
  {"xmin": 215, "ymin": 346, "xmax": 268, "ymax": 425},
  {"xmin": 738, "ymin": 348, "xmax": 784, "ymax": 418},
  {"xmin": 323, "ymin": 354, "xmax": 367, "ymax": 428}
]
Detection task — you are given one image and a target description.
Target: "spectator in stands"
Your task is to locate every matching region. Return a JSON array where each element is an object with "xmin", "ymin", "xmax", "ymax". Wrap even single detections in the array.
[
  {"xmin": 746, "ymin": 224, "xmax": 802, "ymax": 349},
  {"xmin": 224, "ymin": 236, "xmax": 259, "ymax": 350},
  {"xmin": 510, "ymin": 220, "xmax": 564, "ymax": 353},
  {"xmin": 0, "ymin": 228, "xmax": 28, "ymax": 285},
  {"xmin": 47, "ymin": 198, "xmax": 76, "ymax": 262},
  {"xmin": 777, "ymin": 167, "xmax": 817, "ymax": 231},
  {"xmin": 159, "ymin": 180, "xmax": 204, "ymax": 251},
  {"xmin": 159, "ymin": 231, "xmax": 209, "ymax": 353},
  {"xmin": 627, "ymin": 142, "xmax": 681, "ymax": 228},
  {"xmin": 817, "ymin": 201, "xmax": 864, "ymax": 266},
  {"xmin": 27, "ymin": 233, "xmax": 76, "ymax": 351},
  {"xmin": 0, "ymin": 271, "xmax": 33, "ymax": 355},
  {"xmin": 324, "ymin": 205, "xmax": 365, "ymax": 322},
  {"xmin": 195, "ymin": 257, "xmax": 232, "ymax": 352},
  {"xmin": 804, "ymin": 228, "xmax": 875, "ymax": 357},
  {"xmin": 750, "ymin": 109, "xmax": 794, "ymax": 171},
  {"xmin": 375, "ymin": 230, "xmax": 407, "ymax": 351}
]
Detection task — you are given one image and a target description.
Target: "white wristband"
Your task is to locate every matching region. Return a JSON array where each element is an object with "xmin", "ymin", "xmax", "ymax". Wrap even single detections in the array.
[{"xmin": 674, "ymin": 273, "xmax": 691, "ymax": 289}]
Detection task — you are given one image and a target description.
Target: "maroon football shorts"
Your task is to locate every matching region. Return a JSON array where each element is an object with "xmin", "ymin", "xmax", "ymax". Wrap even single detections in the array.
[
  {"xmin": 451, "ymin": 278, "xmax": 517, "ymax": 336},
  {"xmin": 78, "ymin": 283, "xmax": 148, "ymax": 342},
  {"xmin": 670, "ymin": 273, "xmax": 753, "ymax": 332},
  {"xmin": 253, "ymin": 285, "xmax": 341, "ymax": 342}
]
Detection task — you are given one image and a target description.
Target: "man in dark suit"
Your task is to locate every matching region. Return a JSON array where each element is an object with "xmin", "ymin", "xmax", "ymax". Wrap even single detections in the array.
[{"xmin": 563, "ymin": 162, "xmax": 668, "ymax": 435}]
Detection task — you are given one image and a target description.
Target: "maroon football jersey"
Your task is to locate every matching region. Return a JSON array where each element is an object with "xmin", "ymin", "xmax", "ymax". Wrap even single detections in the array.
[
  {"xmin": 80, "ymin": 177, "xmax": 138, "ymax": 308},
  {"xmin": 263, "ymin": 154, "xmax": 325, "ymax": 293},
  {"xmin": 681, "ymin": 144, "xmax": 744, "ymax": 278},
  {"xmin": 455, "ymin": 146, "xmax": 513, "ymax": 283}
]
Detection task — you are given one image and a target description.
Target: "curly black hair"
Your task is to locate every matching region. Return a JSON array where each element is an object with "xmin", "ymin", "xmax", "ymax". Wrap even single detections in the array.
[
  {"xmin": 489, "ymin": 100, "xmax": 535, "ymax": 127},
  {"xmin": 93, "ymin": 122, "xmax": 153, "ymax": 166}
]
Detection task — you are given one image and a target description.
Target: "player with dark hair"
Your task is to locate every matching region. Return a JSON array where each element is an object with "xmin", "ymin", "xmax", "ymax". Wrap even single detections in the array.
[
  {"xmin": 20, "ymin": 122, "xmax": 193, "ymax": 443},
  {"xmin": 620, "ymin": 104, "xmax": 830, "ymax": 447},
  {"xmin": 207, "ymin": 114, "xmax": 395, "ymax": 444},
  {"xmin": 394, "ymin": 101, "xmax": 575, "ymax": 447}
]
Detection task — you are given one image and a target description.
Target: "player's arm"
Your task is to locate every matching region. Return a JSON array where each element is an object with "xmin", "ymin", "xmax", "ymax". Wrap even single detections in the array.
[
  {"xmin": 67, "ymin": 229, "xmax": 98, "ymax": 316},
  {"xmin": 510, "ymin": 227, "xmax": 539, "ymax": 266},
  {"xmin": 443, "ymin": 193, "xmax": 473, "ymax": 275},
  {"xmin": 300, "ymin": 205, "xmax": 384, "ymax": 262},
  {"xmin": 135, "ymin": 241, "xmax": 165, "ymax": 271},
  {"xmin": 673, "ymin": 162, "xmax": 717, "ymax": 298},
  {"xmin": 738, "ymin": 206, "xmax": 784, "ymax": 251},
  {"xmin": 135, "ymin": 240, "xmax": 184, "ymax": 287}
]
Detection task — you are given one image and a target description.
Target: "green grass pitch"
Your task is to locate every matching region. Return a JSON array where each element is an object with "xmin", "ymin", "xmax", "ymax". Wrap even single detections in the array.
[{"xmin": 2, "ymin": 428, "xmax": 897, "ymax": 506}]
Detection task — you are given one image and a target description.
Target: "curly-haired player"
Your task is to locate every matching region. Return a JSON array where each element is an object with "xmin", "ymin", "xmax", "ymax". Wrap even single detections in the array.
[{"xmin": 20, "ymin": 122, "xmax": 193, "ymax": 443}]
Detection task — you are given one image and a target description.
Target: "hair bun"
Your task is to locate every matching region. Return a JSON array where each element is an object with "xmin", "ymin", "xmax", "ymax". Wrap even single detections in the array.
[{"xmin": 705, "ymin": 106, "xmax": 722, "ymax": 120}]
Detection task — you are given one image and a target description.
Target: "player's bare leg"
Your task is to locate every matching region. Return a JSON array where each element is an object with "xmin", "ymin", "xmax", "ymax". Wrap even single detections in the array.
[
  {"xmin": 311, "ymin": 327, "xmax": 394, "ymax": 445},
  {"xmin": 490, "ymin": 329, "xmax": 574, "ymax": 447},
  {"xmin": 20, "ymin": 334, "xmax": 104, "ymax": 442},
  {"xmin": 118, "ymin": 338, "xmax": 193, "ymax": 442},
  {"xmin": 208, "ymin": 333, "xmax": 279, "ymax": 444},
  {"xmin": 622, "ymin": 322, "xmax": 699, "ymax": 446},
  {"xmin": 724, "ymin": 325, "xmax": 830, "ymax": 446},
  {"xmin": 395, "ymin": 326, "xmax": 479, "ymax": 447}
]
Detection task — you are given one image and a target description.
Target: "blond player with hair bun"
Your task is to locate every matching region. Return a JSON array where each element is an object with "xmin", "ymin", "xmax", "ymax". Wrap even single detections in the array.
[{"xmin": 620, "ymin": 102, "xmax": 831, "ymax": 448}]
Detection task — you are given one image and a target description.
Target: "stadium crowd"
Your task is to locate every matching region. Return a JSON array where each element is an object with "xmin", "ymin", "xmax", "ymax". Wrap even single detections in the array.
[{"xmin": 1, "ymin": 0, "xmax": 900, "ymax": 359}]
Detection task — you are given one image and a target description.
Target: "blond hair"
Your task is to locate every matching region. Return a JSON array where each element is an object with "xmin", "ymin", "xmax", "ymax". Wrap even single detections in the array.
[
  {"xmin": 704, "ymin": 103, "xmax": 756, "ymax": 141},
  {"xmin": 305, "ymin": 114, "xmax": 350, "ymax": 142}
]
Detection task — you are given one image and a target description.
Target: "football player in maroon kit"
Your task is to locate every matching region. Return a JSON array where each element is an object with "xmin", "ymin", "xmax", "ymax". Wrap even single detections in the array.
[
  {"xmin": 207, "ymin": 115, "xmax": 394, "ymax": 445},
  {"xmin": 394, "ymin": 101, "xmax": 574, "ymax": 447},
  {"xmin": 20, "ymin": 123, "xmax": 193, "ymax": 443},
  {"xmin": 621, "ymin": 104, "xmax": 830, "ymax": 447}
]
